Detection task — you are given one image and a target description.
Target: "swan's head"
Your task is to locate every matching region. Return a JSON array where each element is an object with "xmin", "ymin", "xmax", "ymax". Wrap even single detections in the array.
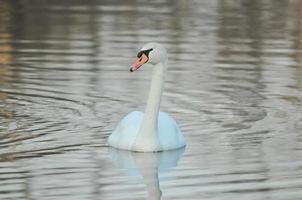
[{"xmin": 130, "ymin": 43, "xmax": 167, "ymax": 72}]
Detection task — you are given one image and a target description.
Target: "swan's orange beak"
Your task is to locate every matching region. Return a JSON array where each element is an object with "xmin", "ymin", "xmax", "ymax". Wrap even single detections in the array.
[{"xmin": 130, "ymin": 54, "xmax": 148, "ymax": 72}]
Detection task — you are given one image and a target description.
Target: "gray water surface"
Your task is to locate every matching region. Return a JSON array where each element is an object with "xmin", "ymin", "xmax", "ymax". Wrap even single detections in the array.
[{"xmin": 1, "ymin": 0, "xmax": 302, "ymax": 199}]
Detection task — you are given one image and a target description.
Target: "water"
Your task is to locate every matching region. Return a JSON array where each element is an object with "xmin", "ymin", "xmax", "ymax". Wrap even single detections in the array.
[{"xmin": 0, "ymin": 0, "xmax": 302, "ymax": 199}]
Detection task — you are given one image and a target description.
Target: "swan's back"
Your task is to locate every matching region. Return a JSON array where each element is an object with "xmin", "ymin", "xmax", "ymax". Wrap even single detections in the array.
[
  {"xmin": 108, "ymin": 111, "xmax": 143, "ymax": 150},
  {"xmin": 108, "ymin": 111, "xmax": 186, "ymax": 151},
  {"xmin": 158, "ymin": 112, "xmax": 186, "ymax": 150}
]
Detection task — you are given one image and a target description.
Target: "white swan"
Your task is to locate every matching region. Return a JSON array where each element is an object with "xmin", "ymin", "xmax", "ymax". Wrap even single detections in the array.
[{"xmin": 108, "ymin": 43, "xmax": 186, "ymax": 152}]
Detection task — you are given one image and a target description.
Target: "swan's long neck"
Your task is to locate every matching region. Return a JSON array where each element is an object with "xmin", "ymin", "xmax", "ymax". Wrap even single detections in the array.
[
  {"xmin": 133, "ymin": 61, "xmax": 166, "ymax": 151},
  {"xmin": 144, "ymin": 61, "xmax": 165, "ymax": 130}
]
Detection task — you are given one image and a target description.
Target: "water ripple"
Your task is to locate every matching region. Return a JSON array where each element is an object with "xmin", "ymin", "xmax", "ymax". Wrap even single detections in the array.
[{"xmin": 0, "ymin": 0, "xmax": 302, "ymax": 199}]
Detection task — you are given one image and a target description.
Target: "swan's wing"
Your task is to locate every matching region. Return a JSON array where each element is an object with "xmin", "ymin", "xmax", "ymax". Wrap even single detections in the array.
[
  {"xmin": 108, "ymin": 111, "xmax": 144, "ymax": 150},
  {"xmin": 158, "ymin": 112, "xmax": 186, "ymax": 150}
]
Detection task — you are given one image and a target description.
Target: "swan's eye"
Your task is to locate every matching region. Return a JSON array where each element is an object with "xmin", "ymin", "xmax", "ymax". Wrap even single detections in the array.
[
  {"xmin": 137, "ymin": 51, "xmax": 143, "ymax": 58},
  {"xmin": 143, "ymin": 48, "xmax": 153, "ymax": 57},
  {"xmin": 137, "ymin": 48, "xmax": 153, "ymax": 58}
]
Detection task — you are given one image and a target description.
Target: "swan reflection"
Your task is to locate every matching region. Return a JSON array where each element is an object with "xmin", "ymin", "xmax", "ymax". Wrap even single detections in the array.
[{"xmin": 109, "ymin": 147, "xmax": 185, "ymax": 199}]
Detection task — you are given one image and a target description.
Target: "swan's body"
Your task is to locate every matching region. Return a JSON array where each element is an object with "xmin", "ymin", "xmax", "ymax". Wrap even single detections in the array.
[
  {"xmin": 109, "ymin": 111, "xmax": 185, "ymax": 151},
  {"xmin": 108, "ymin": 43, "xmax": 186, "ymax": 152}
]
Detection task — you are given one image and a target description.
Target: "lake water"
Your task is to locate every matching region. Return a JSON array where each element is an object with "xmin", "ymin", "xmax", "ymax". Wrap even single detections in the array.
[{"xmin": 0, "ymin": 0, "xmax": 302, "ymax": 199}]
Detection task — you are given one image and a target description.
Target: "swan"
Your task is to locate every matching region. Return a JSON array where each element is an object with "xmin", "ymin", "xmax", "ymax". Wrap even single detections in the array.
[{"xmin": 108, "ymin": 43, "xmax": 186, "ymax": 152}]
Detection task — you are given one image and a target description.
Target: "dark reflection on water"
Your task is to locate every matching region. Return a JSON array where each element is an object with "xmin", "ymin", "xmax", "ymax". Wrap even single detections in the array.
[{"xmin": 0, "ymin": 0, "xmax": 302, "ymax": 199}]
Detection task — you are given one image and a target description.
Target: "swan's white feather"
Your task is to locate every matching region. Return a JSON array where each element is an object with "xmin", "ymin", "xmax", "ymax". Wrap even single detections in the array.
[
  {"xmin": 108, "ymin": 111, "xmax": 186, "ymax": 151},
  {"xmin": 108, "ymin": 43, "xmax": 186, "ymax": 152}
]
